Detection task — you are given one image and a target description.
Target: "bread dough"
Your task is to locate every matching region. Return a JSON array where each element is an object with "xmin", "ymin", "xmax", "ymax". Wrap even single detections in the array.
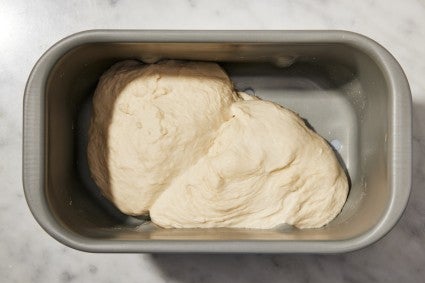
[
  {"xmin": 150, "ymin": 98, "xmax": 348, "ymax": 229},
  {"xmin": 88, "ymin": 60, "xmax": 238, "ymax": 214},
  {"xmin": 88, "ymin": 60, "xmax": 348, "ymax": 228}
]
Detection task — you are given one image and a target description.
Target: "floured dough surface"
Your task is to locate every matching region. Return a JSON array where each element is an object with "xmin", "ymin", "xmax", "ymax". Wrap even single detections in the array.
[{"xmin": 88, "ymin": 60, "xmax": 348, "ymax": 229}]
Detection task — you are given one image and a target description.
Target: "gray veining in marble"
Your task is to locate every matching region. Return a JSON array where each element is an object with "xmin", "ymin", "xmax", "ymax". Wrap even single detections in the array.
[{"xmin": 1, "ymin": 0, "xmax": 424, "ymax": 282}]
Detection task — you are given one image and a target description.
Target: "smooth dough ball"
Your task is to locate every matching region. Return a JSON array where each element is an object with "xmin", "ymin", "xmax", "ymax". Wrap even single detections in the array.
[
  {"xmin": 150, "ymin": 97, "xmax": 349, "ymax": 229},
  {"xmin": 88, "ymin": 60, "xmax": 238, "ymax": 215}
]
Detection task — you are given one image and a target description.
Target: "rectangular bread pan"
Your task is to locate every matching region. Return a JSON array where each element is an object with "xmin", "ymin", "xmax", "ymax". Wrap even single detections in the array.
[{"xmin": 23, "ymin": 30, "xmax": 411, "ymax": 253}]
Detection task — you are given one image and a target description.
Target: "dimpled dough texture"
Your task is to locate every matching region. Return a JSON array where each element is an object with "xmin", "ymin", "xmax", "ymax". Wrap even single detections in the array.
[{"xmin": 88, "ymin": 60, "xmax": 348, "ymax": 229}]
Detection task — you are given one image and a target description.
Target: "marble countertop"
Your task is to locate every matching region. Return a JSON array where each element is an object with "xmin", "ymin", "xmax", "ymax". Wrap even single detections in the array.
[{"xmin": 1, "ymin": 0, "xmax": 424, "ymax": 282}]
